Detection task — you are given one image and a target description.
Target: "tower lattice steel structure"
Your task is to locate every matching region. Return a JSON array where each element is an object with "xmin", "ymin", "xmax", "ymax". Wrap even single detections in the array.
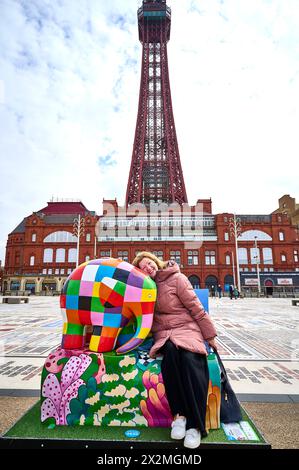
[{"xmin": 126, "ymin": 0, "xmax": 188, "ymax": 207}]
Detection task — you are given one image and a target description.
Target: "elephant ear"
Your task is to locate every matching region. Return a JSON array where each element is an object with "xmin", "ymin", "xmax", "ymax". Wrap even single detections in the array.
[{"xmin": 98, "ymin": 277, "xmax": 126, "ymax": 308}]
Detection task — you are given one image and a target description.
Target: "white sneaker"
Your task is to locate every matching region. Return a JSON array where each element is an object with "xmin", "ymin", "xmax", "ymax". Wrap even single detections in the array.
[
  {"xmin": 170, "ymin": 417, "xmax": 186, "ymax": 440},
  {"xmin": 184, "ymin": 428, "xmax": 201, "ymax": 448}
]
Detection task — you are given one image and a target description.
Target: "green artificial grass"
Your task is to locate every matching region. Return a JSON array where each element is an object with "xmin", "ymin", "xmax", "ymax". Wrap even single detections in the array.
[{"xmin": 4, "ymin": 401, "xmax": 266, "ymax": 446}]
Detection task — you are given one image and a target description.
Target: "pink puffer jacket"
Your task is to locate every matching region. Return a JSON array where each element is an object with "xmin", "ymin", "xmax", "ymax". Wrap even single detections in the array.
[{"xmin": 149, "ymin": 261, "xmax": 217, "ymax": 358}]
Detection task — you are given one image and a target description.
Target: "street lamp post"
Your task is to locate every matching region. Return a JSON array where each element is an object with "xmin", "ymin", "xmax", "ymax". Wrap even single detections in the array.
[
  {"xmin": 254, "ymin": 236, "xmax": 261, "ymax": 296},
  {"xmin": 73, "ymin": 214, "xmax": 85, "ymax": 268},
  {"xmin": 229, "ymin": 214, "xmax": 242, "ymax": 293},
  {"xmin": 231, "ymin": 250, "xmax": 236, "ymax": 288},
  {"xmin": 94, "ymin": 232, "xmax": 97, "ymax": 259}
]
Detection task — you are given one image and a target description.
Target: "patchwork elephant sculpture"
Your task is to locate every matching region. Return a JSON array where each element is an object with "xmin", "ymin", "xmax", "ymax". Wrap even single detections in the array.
[{"xmin": 60, "ymin": 258, "xmax": 156, "ymax": 354}]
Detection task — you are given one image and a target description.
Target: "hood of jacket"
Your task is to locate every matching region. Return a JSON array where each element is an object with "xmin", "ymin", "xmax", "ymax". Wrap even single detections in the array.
[{"xmin": 154, "ymin": 260, "xmax": 180, "ymax": 283}]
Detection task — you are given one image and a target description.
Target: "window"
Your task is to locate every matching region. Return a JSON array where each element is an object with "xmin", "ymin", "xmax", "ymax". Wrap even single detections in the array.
[
  {"xmin": 43, "ymin": 248, "xmax": 53, "ymax": 263},
  {"xmin": 225, "ymin": 254, "xmax": 231, "ymax": 265},
  {"xmin": 100, "ymin": 251, "xmax": 111, "ymax": 257},
  {"xmin": 294, "ymin": 250, "xmax": 299, "ymax": 263},
  {"xmin": 238, "ymin": 230, "xmax": 272, "ymax": 241},
  {"xmin": 153, "ymin": 251, "xmax": 163, "ymax": 260},
  {"xmin": 188, "ymin": 251, "xmax": 199, "ymax": 265},
  {"xmin": 32, "ymin": 233, "xmax": 36, "ymax": 242},
  {"xmin": 30, "ymin": 255, "xmax": 35, "ymax": 266},
  {"xmin": 279, "ymin": 231, "xmax": 285, "ymax": 241},
  {"xmin": 60, "ymin": 269, "xmax": 65, "ymax": 274},
  {"xmin": 263, "ymin": 248, "xmax": 273, "ymax": 265},
  {"xmin": 281, "ymin": 254, "xmax": 287, "ymax": 262},
  {"xmin": 86, "ymin": 233, "xmax": 91, "ymax": 242},
  {"xmin": 44, "ymin": 231, "xmax": 77, "ymax": 243},
  {"xmin": 48, "ymin": 269, "xmax": 53, "ymax": 274},
  {"xmin": 170, "ymin": 250, "xmax": 181, "ymax": 264},
  {"xmin": 269, "ymin": 268, "xmax": 274, "ymax": 272},
  {"xmin": 118, "ymin": 251, "xmax": 129, "ymax": 261},
  {"xmin": 251, "ymin": 267, "xmax": 256, "ymax": 272},
  {"xmin": 42, "ymin": 269, "xmax": 47, "ymax": 274},
  {"xmin": 85, "ymin": 255, "xmax": 90, "ymax": 262},
  {"xmin": 250, "ymin": 247, "xmax": 260, "ymax": 264},
  {"xmin": 68, "ymin": 248, "xmax": 77, "ymax": 263},
  {"xmin": 224, "ymin": 232, "xmax": 229, "ymax": 241},
  {"xmin": 67, "ymin": 268, "xmax": 72, "ymax": 274},
  {"xmin": 205, "ymin": 251, "xmax": 216, "ymax": 265},
  {"xmin": 56, "ymin": 248, "xmax": 65, "ymax": 263},
  {"xmin": 55, "ymin": 269, "xmax": 59, "ymax": 274},
  {"xmin": 238, "ymin": 248, "xmax": 248, "ymax": 265}
]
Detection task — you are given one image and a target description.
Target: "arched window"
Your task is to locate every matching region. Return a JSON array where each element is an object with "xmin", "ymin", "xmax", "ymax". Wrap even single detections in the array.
[
  {"xmin": 43, "ymin": 248, "xmax": 53, "ymax": 263},
  {"xmin": 225, "ymin": 254, "xmax": 231, "ymax": 265},
  {"xmin": 205, "ymin": 275, "xmax": 218, "ymax": 289},
  {"xmin": 224, "ymin": 274, "xmax": 234, "ymax": 286},
  {"xmin": 68, "ymin": 248, "xmax": 77, "ymax": 263},
  {"xmin": 238, "ymin": 230, "xmax": 272, "ymax": 241},
  {"xmin": 56, "ymin": 248, "xmax": 65, "ymax": 263},
  {"xmin": 189, "ymin": 275, "xmax": 200, "ymax": 289},
  {"xmin": 44, "ymin": 231, "xmax": 77, "ymax": 243}
]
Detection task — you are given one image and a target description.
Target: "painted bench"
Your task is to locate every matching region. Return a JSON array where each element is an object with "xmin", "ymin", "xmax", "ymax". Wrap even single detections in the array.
[
  {"xmin": 40, "ymin": 287, "xmax": 221, "ymax": 430},
  {"xmin": 2, "ymin": 296, "xmax": 30, "ymax": 304}
]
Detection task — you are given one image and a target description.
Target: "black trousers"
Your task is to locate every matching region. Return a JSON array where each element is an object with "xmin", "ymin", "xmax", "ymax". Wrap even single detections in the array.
[{"xmin": 160, "ymin": 340, "xmax": 209, "ymax": 436}]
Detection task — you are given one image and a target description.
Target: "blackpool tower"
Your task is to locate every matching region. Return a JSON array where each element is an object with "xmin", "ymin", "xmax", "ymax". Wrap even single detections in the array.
[{"xmin": 125, "ymin": 0, "xmax": 188, "ymax": 207}]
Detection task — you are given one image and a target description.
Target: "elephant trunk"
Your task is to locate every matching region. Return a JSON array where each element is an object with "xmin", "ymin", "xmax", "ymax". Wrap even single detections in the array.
[{"xmin": 115, "ymin": 310, "xmax": 153, "ymax": 355}]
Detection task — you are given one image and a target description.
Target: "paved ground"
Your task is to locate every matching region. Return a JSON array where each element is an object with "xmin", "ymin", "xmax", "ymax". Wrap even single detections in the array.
[{"xmin": 0, "ymin": 296, "xmax": 298, "ymax": 448}]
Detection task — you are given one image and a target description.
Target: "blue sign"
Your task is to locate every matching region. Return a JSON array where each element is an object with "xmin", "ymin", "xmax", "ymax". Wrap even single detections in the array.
[{"xmin": 124, "ymin": 430, "xmax": 141, "ymax": 439}]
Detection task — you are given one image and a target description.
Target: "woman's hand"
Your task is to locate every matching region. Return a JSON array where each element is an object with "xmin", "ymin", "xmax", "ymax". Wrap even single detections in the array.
[{"xmin": 207, "ymin": 338, "xmax": 218, "ymax": 351}]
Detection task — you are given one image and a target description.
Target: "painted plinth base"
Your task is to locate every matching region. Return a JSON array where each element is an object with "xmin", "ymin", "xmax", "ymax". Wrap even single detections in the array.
[{"xmin": 40, "ymin": 347, "xmax": 221, "ymax": 430}]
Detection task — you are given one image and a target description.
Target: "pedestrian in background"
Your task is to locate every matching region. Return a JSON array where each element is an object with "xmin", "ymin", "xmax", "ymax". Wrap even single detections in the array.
[
  {"xmin": 217, "ymin": 284, "xmax": 222, "ymax": 298},
  {"xmin": 211, "ymin": 285, "xmax": 216, "ymax": 298},
  {"xmin": 229, "ymin": 284, "xmax": 234, "ymax": 300}
]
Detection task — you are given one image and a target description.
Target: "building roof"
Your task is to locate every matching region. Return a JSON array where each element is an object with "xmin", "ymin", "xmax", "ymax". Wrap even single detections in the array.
[
  {"xmin": 37, "ymin": 201, "xmax": 91, "ymax": 215},
  {"xmin": 11, "ymin": 219, "xmax": 26, "ymax": 234},
  {"xmin": 10, "ymin": 201, "xmax": 97, "ymax": 235}
]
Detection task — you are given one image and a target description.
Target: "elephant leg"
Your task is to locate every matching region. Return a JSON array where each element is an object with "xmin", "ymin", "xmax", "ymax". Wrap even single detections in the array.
[
  {"xmin": 89, "ymin": 326, "xmax": 119, "ymax": 353},
  {"xmin": 62, "ymin": 323, "xmax": 85, "ymax": 349}
]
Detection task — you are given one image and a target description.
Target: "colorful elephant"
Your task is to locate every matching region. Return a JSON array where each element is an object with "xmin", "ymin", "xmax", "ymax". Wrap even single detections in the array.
[{"xmin": 60, "ymin": 258, "xmax": 156, "ymax": 354}]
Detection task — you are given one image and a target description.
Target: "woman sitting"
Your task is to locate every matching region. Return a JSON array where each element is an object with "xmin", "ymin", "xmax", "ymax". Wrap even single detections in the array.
[{"xmin": 133, "ymin": 251, "xmax": 218, "ymax": 449}]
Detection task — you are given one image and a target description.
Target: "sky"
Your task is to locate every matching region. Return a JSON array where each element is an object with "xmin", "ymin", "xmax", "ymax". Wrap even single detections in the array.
[{"xmin": 0, "ymin": 0, "xmax": 299, "ymax": 263}]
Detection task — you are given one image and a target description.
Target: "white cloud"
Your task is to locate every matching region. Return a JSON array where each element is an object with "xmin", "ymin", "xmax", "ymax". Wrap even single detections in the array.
[{"xmin": 0, "ymin": 0, "xmax": 299, "ymax": 262}]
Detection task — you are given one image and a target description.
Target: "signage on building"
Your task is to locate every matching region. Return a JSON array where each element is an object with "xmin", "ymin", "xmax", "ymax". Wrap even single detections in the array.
[
  {"xmin": 277, "ymin": 278, "xmax": 293, "ymax": 286},
  {"xmin": 245, "ymin": 278, "xmax": 259, "ymax": 286}
]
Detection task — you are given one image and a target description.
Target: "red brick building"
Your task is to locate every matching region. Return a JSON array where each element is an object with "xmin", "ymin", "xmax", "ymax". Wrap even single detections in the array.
[
  {"xmin": 3, "ymin": 196, "xmax": 299, "ymax": 296},
  {"xmin": 2, "ymin": 3, "xmax": 299, "ymax": 297}
]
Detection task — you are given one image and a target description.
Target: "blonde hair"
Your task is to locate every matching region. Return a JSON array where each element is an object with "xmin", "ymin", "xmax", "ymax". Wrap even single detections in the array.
[{"xmin": 132, "ymin": 251, "xmax": 167, "ymax": 270}]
